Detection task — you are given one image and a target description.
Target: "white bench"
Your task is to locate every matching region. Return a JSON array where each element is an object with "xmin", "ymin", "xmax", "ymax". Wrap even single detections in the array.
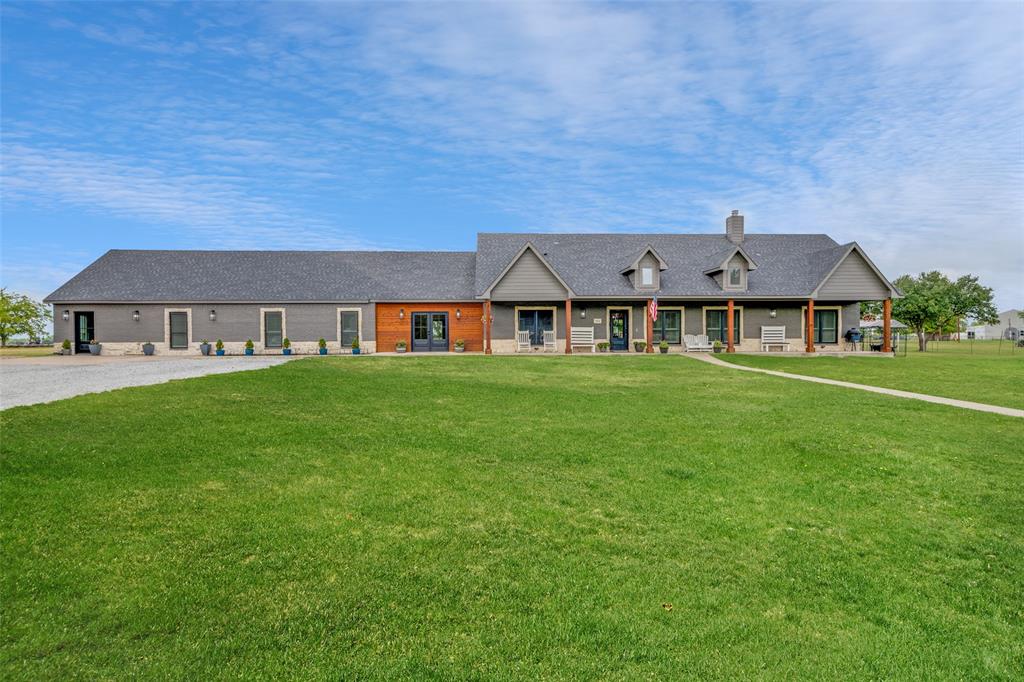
[
  {"xmin": 760, "ymin": 325, "xmax": 790, "ymax": 352},
  {"xmin": 683, "ymin": 334, "xmax": 713, "ymax": 352},
  {"xmin": 570, "ymin": 327, "xmax": 596, "ymax": 353}
]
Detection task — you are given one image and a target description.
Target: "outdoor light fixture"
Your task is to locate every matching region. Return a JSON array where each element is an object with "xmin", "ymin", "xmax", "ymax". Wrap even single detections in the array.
[
  {"xmin": 62, "ymin": 310, "xmax": 69, "ymax": 321},
  {"xmin": 580, "ymin": 308, "xmax": 587, "ymax": 318},
  {"xmin": 209, "ymin": 309, "xmax": 217, "ymax": 322},
  {"xmin": 399, "ymin": 308, "xmax": 405, "ymax": 320},
  {"xmin": 769, "ymin": 309, "xmax": 777, "ymax": 318},
  {"xmin": 456, "ymin": 308, "xmax": 462, "ymax": 320},
  {"xmin": 132, "ymin": 310, "xmax": 140, "ymax": 322}
]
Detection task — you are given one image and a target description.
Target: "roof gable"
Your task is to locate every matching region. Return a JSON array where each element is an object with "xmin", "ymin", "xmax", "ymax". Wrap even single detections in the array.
[
  {"xmin": 619, "ymin": 245, "xmax": 668, "ymax": 274},
  {"xmin": 813, "ymin": 243, "xmax": 898, "ymax": 299},
  {"xmin": 484, "ymin": 243, "xmax": 572, "ymax": 300}
]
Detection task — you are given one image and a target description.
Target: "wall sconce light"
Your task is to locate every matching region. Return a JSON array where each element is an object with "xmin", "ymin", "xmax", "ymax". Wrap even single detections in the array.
[
  {"xmin": 455, "ymin": 308, "xmax": 462, "ymax": 320},
  {"xmin": 769, "ymin": 309, "xmax": 777, "ymax": 318},
  {"xmin": 132, "ymin": 310, "xmax": 140, "ymax": 322},
  {"xmin": 209, "ymin": 309, "xmax": 217, "ymax": 322},
  {"xmin": 399, "ymin": 308, "xmax": 405, "ymax": 320},
  {"xmin": 62, "ymin": 310, "xmax": 70, "ymax": 321},
  {"xmin": 580, "ymin": 308, "xmax": 587, "ymax": 318}
]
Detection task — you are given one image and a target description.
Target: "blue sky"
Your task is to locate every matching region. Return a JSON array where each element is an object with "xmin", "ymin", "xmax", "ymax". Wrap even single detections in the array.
[{"xmin": 2, "ymin": 1, "xmax": 1022, "ymax": 309}]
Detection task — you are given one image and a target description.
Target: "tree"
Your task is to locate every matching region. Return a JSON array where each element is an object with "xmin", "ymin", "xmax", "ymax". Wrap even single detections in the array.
[
  {"xmin": 892, "ymin": 272, "xmax": 998, "ymax": 351},
  {"xmin": 0, "ymin": 289, "xmax": 52, "ymax": 346},
  {"xmin": 860, "ymin": 301, "xmax": 883, "ymax": 320}
]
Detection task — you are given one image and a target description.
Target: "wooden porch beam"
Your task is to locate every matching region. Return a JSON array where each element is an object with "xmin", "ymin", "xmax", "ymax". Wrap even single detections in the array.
[
  {"xmin": 726, "ymin": 299, "xmax": 735, "ymax": 353},
  {"xmin": 882, "ymin": 298, "xmax": 892, "ymax": 353},
  {"xmin": 805, "ymin": 299, "xmax": 815, "ymax": 353},
  {"xmin": 565, "ymin": 299, "xmax": 572, "ymax": 354}
]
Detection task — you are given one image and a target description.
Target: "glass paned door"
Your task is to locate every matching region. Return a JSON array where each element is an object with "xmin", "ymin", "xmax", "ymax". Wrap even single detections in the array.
[
  {"xmin": 264, "ymin": 312, "xmax": 283, "ymax": 348},
  {"xmin": 340, "ymin": 311, "xmax": 359, "ymax": 347},
  {"xmin": 74, "ymin": 312, "xmax": 94, "ymax": 353},
  {"xmin": 169, "ymin": 312, "xmax": 189, "ymax": 349},
  {"xmin": 814, "ymin": 310, "xmax": 838, "ymax": 344},
  {"xmin": 706, "ymin": 309, "xmax": 740, "ymax": 344},
  {"xmin": 517, "ymin": 309, "xmax": 554, "ymax": 346},
  {"xmin": 609, "ymin": 309, "xmax": 629, "ymax": 351},
  {"xmin": 411, "ymin": 312, "xmax": 448, "ymax": 352},
  {"xmin": 652, "ymin": 310, "xmax": 682, "ymax": 344}
]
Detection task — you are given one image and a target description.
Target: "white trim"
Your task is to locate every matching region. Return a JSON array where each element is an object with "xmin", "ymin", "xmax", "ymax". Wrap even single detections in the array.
[
  {"xmin": 260, "ymin": 307, "xmax": 286, "ymax": 349},
  {"xmin": 514, "ymin": 306, "xmax": 558, "ymax": 346},
  {"xmin": 163, "ymin": 307, "xmax": 193, "ymax": 352},
  {"xmin": 801, "ymin": 305, "xmax": 843, "ymax": 344},
  {"xmin": 702, "ymin": 305, "xmax": 744, "ymax": 342},
  {"xmin": 336, "ymin": 307, "xmax": 362, "ymax": 347}
]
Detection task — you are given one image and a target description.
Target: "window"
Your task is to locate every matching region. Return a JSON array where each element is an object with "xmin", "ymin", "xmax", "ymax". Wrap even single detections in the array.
[
  {"xmin": 813, "ymin": 309, "xmax": 838, "ymax": 344},
  {"xmin": 641, "ymin": 267, "xmax": 654, "ymax": 286},
  {"xmin": 169, "ymin": 312, "xmax": 188, "ymax": 349},
  {"xmin": 264, "ymin": 311, "xmax": 283, "ymax": 348},
  {"xmin": 706, "ymin": 309, "xmax": 740, "ymax": 344},
  {"xmin": 652, "ymin": 310, "xmax": 682, "ymax": 344},
  {"xmin": 340, "ymin": 311, "xmax": 359, "ymax": 347},
  {"xmin": 728, "ymin": 266, "xmax": 742, "ymax": 287}
]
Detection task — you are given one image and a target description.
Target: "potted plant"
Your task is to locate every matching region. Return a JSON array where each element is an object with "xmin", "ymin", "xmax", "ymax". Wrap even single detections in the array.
[
  {"xmin": 351, "ymin": 337, "xmax": 360, "ymax": 355},
  {"xmin": 659, "ymin": 340, "xmax": 669, "ymax": 354},
  {"xmin": 244, "ymin": 339, "xmax": 255, "ymax": 356},
  {"xmin": 88, "ymin": 339, "xmax": 101, "ymax": 355},
  {"xmin": 199, "ymin": 339, "xmax": 212, "ymax": 356},
  {"xmin": 712, "ymin": 340, "xmax": 723, "ymax": 354},
  {"xmin": 597, "ymin": 341, "xmax": 610, "ymax": 353},
  {"xmin": 215, "ymin": 339, "xmax": 225, "ymax": 356},
  {"xmin": 282, "ymin": 338, "xmax": 292, "ymax": 355},
  {"xmin": 395, "ymin": 339, "xmax": 407, "ymax": 353},
  {"xmin": 454, "ymin": 339, "xmax": 465, "ymax": 353},
  {"xmin": 633, "ymin": 340, "xmax": 646, "ymax": 353},
  {"xmin": 142, "ymin": 341, "xmax": 155, "ymax": 356},
  {"xmin": 61, "ymin": 339, "xmax": 72, "ymax": 356},
  {"xmin": 318, "ymin": 338, "xmax": 328, "ymax": 355}
]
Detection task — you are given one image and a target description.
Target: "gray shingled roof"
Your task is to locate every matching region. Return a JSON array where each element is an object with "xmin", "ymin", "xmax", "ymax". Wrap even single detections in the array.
[
  {"xmin": 476, "ymin": 233, "xmax": 849, "ymax": 298},
  {"xmin": 45, "ymin": 250, "xmax": 477, "ymax": 302}
]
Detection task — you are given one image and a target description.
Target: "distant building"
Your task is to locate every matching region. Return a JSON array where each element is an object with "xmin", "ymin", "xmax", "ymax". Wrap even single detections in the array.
[{"xmin": 966, "ymin": 309, "xmax": 1021, "ymax": 340}]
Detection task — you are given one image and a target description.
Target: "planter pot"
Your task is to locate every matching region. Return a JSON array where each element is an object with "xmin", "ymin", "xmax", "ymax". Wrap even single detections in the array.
[
  {"xmin": 713, "ymin": 347, "xmax": 723, "ymax": 354},
  {"xmin": 454, "ymin": 346, "xmax": 465, "ymax": 353},
  {"xmin": 142, "ymin": 343, "xmax": 155, "ymax": 356},
  {"xmin": 244, "ymin": 348, "xmax": 254, "ymax": 356},
  {"xmin": 215, "ymin": 349, "xmax": 225, "ymax": 356},
  {"xmin": 62, "ymin": 349, "xmax": 72, "ymax": 356},
  {"xmin": 319, "ymin": 347, "xmax": 327, "ymax": 355},
  {"xmin": 200, "ymin": 343, "xmax": 211, "ymax": 356},
  {"xmin": 88, "ymin": 343, "xmax": 101, "ymax": 355},
  {"xmin": 352, "ymin": 348, "xmax": 361, "ymax": 355},
  {"xmin": 659, "ymin": 347, "xmax": 668, "ymax": 354},
  {"xmin": 395, "ymin": 347, "xmax": 406, "ymax": 353},
  {"xmin": 283, "ymin": 348, "xmax": 292, "ymax": 355}
]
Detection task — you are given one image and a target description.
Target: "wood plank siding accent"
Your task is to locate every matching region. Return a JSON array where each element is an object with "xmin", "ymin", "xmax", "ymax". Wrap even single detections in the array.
[
  {"xmin": 817, "ymin": 250, "xmax": 891, "ymax": 299},
  {"xmin": 376, "ymin": 302, "xmax": 484, "ymax": 352},
  {"xmin": 490, "ymin": 248, "xmax": 568, "ymax": 301}
]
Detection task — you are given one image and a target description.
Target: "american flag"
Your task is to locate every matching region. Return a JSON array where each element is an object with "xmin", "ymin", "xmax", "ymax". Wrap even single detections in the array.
[{"xmin": 648, "ymin": 296, "xmax": 658, "ymax": 322}]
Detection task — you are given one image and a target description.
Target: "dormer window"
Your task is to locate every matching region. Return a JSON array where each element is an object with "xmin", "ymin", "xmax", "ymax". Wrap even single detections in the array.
[
  {"xmin": 641, "ymin": 267, "xmax": 654, "ymax": 287},
  {"xmin": 728, "ymin": 266, "xmax": 742, "ymax": 287}
]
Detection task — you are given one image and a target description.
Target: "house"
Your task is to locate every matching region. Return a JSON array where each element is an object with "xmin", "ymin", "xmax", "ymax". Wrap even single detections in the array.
[
  {"xmin": 965, "ymin": 310, "xmax": 1021, "ymax": 340},
  {"xmin": 45, "ymin": 211, "xmax": 901, "ymax": 355}
]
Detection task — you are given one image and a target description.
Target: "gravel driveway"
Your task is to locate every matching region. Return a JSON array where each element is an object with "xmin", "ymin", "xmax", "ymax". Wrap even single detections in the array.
[{"xmin": 0, "ymin": 356, "xmax": 293, "ymax": 410}]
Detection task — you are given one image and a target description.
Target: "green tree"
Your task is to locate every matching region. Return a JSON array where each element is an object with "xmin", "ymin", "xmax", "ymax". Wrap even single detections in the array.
[
  {"xmin": 0, "ymin": 289, "xmax": 52, "ymax": 346},
  {"xmin": 860, "ymin": 301, "xmax": 883, "ymax": 320},
  {"xmin": 892, "ymin": 272, "xmax": 998, "ymax": 351}
]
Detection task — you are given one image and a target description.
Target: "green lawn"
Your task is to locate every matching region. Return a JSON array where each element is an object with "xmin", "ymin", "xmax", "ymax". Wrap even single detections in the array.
[
  {"xmin": 2, "ymin": 357, "xmax": 1021, "ymax": 679},
  {"xmin": 721, "ymin": 341, "xmax": 1024, "ymax": 410},
  {"xmin": 0, "ymin": 346, "xmax": 54, "ymax": 357}
]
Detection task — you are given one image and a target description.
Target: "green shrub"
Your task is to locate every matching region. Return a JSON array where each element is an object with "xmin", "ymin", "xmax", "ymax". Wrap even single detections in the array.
[
  {"xmin": 282, "ymin": 337, "xmax": 291, "ymax": 349},
  {"xmin": 245, "ymin": 339, "xmax": 254, "ymax": 350},
  {"xmin": 318, "ymin": 338, "xmax": 327, "ymax": 349},
  {"xmin": 215, "ymin": 339, "xmax": 224, "ymax": 350},
  {"xmin": 61, "ymin": 339, "xmax": 71, "ymax": 350}
]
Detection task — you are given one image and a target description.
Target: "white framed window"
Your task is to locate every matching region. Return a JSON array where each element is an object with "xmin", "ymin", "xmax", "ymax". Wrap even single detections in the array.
[
  {"xmin": 728, "ymin": 267, "xmax": 742, "ymax": 286},
  {"xmin": 641, "ymin": 267, "xmax": 654, "ymax": 286}
]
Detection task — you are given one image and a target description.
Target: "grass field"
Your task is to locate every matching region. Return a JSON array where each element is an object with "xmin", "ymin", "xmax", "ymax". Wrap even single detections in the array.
[
  {"xmin": 1, "ymin": 356, "xmax": 1021, "ymax": 678},
  {"xmin": 722, "ymin": 340, "xmax": 1024, "ymax": 410},
  {"xmin": 0, "ymin": 346, "xmax": 54, "ymax": 357}
]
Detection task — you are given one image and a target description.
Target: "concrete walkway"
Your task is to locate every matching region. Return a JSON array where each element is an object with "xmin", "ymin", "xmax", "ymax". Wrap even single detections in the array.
[{"xmin": 688, "ymin": 353, "xmax": 1024, "ymax": 419}]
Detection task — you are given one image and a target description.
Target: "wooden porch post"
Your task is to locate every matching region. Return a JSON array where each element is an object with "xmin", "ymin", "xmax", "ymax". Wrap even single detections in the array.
[
  {"xmin": 484, "ymin": 300, "xmax": 492, "ymax": 355},
  {"xmin": 726, "ymin": 299, "xmax": 735, "ymax": 353},
  {"xmin": 646, "ymin": 300, "xmax": 654, "ymax": 353},
  {"xmin": 565, "ymin": 299, "xmax": 572, "ymax": 354},
  {"xmin": 805, "ymin": 299, "xmax": 815, "ymax": 353},
  {"xmin": 882, "ymin": 298, "xmax": 892, "ymax": 353}
]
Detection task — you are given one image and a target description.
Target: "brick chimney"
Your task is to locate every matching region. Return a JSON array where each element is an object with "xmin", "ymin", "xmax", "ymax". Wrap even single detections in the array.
[{"xmin": 726, "ymin": 210, "xmax": 744, "ymax": 244}]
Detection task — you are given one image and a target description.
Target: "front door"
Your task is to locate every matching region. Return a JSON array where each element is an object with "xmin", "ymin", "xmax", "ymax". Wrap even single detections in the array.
[
  {"xmin": 609, "ymin": 309, "xmax": 629, "ymax": 351},
  {"xmin": 73, "ymin": 312, "xmax": 94, "ymax": 353},
  {"xmin": 412, "ymin": 312, "xmax": 449, "ymax": 352},
  {"xmin": 518, "ymin": 309, "xmax": 554, "ymax": 346}
]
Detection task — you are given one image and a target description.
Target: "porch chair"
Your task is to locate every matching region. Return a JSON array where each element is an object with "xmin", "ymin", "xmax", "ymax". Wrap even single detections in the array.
[
  {"xmin": 516, "ymin": 330, "xmax": 532, "ymax": 352},
  {"xmin": 543, "ymin": 330, "xmax": 558, "ymax": 352},
  {"xmin": 570, "ymin": 327, "xmax": 596, "ymax": 353},
  {"xmin": 760, "ymin": 325, "xmax": 790, "ymax": 352}
]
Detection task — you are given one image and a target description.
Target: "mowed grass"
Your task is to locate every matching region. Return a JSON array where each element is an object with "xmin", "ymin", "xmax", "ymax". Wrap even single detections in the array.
[
  {"xmin": 0, "ymin": 346, "xmax": 54, "ymax": 357},
  {"xmin": 1, "ymin": 356, "xmax": 1021, "ymax": 679},
  {"xmin": 722, "ymin": 340, "xmax": 1024, "ymax": 410}
]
